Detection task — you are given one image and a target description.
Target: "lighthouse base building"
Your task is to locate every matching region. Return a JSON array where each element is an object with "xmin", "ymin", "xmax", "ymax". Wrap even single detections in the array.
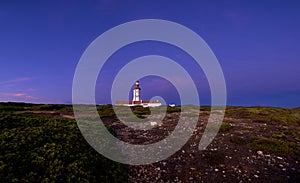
[{"xmin": 116, "ymin": 80, "xmax": 162, "ymax": 107}]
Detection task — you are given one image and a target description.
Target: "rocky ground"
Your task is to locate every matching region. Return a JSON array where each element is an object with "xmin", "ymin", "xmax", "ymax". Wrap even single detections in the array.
[
  {"xmin": 100, "ymin": 107, "xmax": 300, "ymax": 182},
  {"xmin": 18, "ymin": 105, "xmax": 300, "ymax": 182}
]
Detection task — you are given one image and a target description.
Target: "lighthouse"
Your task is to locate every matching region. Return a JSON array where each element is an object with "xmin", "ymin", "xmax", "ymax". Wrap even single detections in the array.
[
  {"xmin": 132, "ymin": 80, "xmax": 141, "ymax": 102},
  {"xmin": 116, "ymin": 80, "xmax": 161, "ymax": 107}
]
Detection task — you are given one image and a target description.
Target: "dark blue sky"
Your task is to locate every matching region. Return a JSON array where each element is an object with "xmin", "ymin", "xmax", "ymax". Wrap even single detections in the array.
[{"xmin": 0, "ymin": 0, "xmax": 299, "ymax": 107}]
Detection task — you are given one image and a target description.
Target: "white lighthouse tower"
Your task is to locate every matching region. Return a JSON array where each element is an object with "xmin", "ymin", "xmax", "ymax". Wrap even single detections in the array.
[
  {"xmin": 132, "ymin": 80, "xmax": 141, "ymax": 103},
  {"xmin": 116, "ymin": 80, "xmax": 161, "ymax": 107}
]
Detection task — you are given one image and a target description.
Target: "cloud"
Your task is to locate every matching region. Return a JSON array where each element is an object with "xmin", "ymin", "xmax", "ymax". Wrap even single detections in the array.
[
  {"xmin": 11, "ymin": 93, "xmax": 26, "ymax": 97},
  {"xmin": 0, "ymin": 77, "xmax": 38, "ymax": 102},
  {"xmin": 5, "ymin": 93, "xmax": 37, "ymax": 99},
  {"xmin": 0, "ymin": 77, "xmax": 31, "ymax": 85}
]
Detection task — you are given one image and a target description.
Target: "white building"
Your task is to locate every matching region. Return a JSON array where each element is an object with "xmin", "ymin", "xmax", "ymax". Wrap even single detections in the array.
[{"xmin": 116, "ymin": 80, "xmax": 162, "ymax": 107}]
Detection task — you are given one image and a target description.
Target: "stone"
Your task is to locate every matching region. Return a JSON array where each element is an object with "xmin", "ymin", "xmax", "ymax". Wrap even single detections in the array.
[
  {"xmin": 150, "ymin": 121, "xmax": 158, "ymax": 126},
  {"xmin": 257, "ymin": 150, "xmax": 263, "ymax": 156}
]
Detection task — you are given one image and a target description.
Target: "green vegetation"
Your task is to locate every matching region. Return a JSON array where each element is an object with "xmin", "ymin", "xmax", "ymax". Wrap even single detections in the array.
[
  {"xmin": 1, "ymin": 102, "xmax": 299, "ymax": 181},
  {"xmin": 250, "ymin": 136, "xmax": 300, "ymax": 155},
  {"xmin": 272, "ymin": 131, "xmax": 287, "ymax": 139},
  {"xmin": 166, "ymin": 106, "xmax": 181, "ymax": 113},
  {"xmin": 97, "ymin": 105, "xmax": 152, "ymax": 118},
  {"xmin": 200, "ymin": 106, "xmax": 211, "ymax": 111},
  {"xmin": 219, "ymin": 122, "xmax": 231, "ymax": 132},
  {"xmin": 293, "ymin": 127, "xmax": 300, "ymax": 142},
  {"xmin": 97, "ymin": 104, "xmax": 115, "ymax": 118},
  {"xmin": 205, "ymin": 122, "xmax": 231, "ymax": 133},
  {"xmin": 225, "ymin": 106, "xmax": 300, "ymax": 124},
  {"xmin": 131, "ymin": 106, "xmax": 151, "ymax": 118},
  {"xmin": 271, "ymin": 128, "xmax": 300, "ymax": 143},
  {"xmin": 0, "ymin": 102, "xmax": 34, "ymax": 111},
  {"xmin": 99, "ymin": 105, "xmax": 182, "ymax": 118},
  {"xmin": 36, "ymin": 104, "xmax": 66, "ymax": 111},
  {"xmin": 0, "ymin": 103, "xmax": 127, "ymax": 182}
]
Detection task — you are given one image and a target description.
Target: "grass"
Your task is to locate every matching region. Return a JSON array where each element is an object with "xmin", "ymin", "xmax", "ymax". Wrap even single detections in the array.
[
  {"xmin": 0, "ymin": 102, "xmax": 32, "ymax": 111},
  {"xmin": 225, "ymin": 106, "xmax": 300, "ymax": 125},
  {"xmin": 272, "ymin": 131, "xmax": 287, "ymax": 139},
  {"xmin": 250, "ymin": 136, "xmax": 300, "ymax": 155},
  {"xmin": 131, "ymin": 106, "xmax": 151, "ymax": 117},
  {"xmin": 97, "ymin": 104, "xmax": 115, "ymax": 118},
  {"xmin": 205, "ymin": 122, "xmax": 231, "ymax": 133},
  {"xmin": 219, "ymin": 122, "xmax": 231, "ymax": 132},
  {"xmin": 166, "ymin": 106, "xmax": 181, "ymax": 113}
]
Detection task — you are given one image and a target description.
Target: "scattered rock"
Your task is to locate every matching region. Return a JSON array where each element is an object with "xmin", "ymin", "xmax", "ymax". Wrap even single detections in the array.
[
  {"xmin": 257, "ymin": 150, "xmax": 263, "ymax": 156},
  {"xmin": 150, "ymin": 121, "xmax": 158, "ymax": 126},
  {"xmin": 277, "ymin": 156, "xmax": 283, "ymax": 160},
  {"xmin": 109, "ymin": 109, "xmax": 300, "ymax": 182}
]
